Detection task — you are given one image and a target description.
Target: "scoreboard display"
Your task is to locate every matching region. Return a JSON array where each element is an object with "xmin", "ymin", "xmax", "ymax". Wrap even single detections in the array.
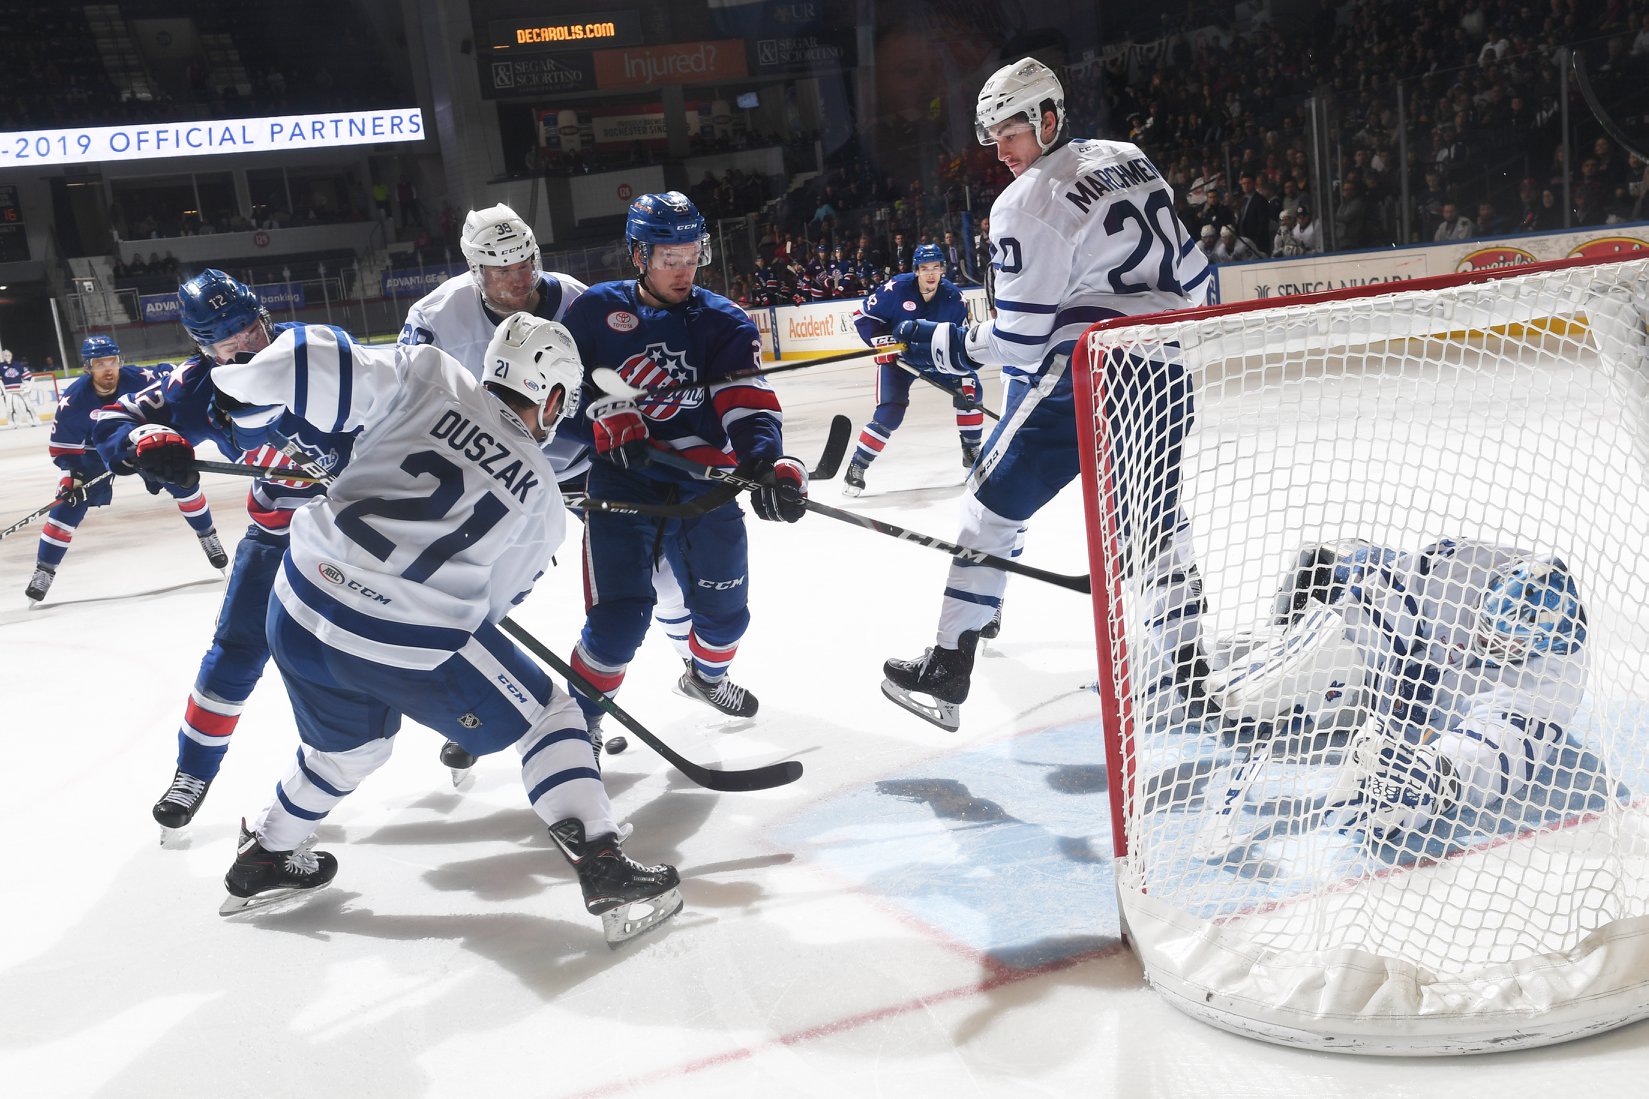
[{"xmin": 489, "ymin": 11, "xmax": 642, "ymax": 52}]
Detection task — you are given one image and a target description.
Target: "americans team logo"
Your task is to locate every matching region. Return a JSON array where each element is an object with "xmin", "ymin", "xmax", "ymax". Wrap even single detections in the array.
[{"xmin": 620, "ymin": 343, "xmax": 699, "ymax": 419}]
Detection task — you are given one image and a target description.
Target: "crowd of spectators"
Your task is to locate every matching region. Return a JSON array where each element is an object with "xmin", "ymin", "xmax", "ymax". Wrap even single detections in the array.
[{"xmin": 753, "ymin": 0, "xmax": 1649, "ymax": 288}]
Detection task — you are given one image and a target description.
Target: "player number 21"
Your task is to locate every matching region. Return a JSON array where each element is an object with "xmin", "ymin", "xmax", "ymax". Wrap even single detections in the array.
[{"xmin": 336, "ymin": 449, "xmax": 508, "ymax": 582}]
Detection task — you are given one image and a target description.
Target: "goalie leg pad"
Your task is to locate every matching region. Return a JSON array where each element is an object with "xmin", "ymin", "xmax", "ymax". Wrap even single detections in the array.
[{"xmin": 1206, "ymin": 599, "xmax": 1368, "ymax": 733}]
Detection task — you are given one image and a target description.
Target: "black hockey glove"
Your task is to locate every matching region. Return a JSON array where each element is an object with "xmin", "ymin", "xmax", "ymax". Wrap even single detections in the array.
[
  {"xmin": 128, "ymin": 423, "xmax": 200, "ymax": 491},
  {"xmin": 747, "ymin": 456, "xmax": 809, "ymax": 523}
]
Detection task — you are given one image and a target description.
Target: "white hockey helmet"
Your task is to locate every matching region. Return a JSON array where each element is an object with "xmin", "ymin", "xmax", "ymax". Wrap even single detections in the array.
[
  {"xmin": 461, "ymin": 204, "xmax": 542, "ymax": 305},
  {"xmin": 975, "ymin": 56, "xmax": 1065, "ymax": 152},
  {"xmin": 483, "ymin": 313, "xmax": 583, "ymax": 431}
]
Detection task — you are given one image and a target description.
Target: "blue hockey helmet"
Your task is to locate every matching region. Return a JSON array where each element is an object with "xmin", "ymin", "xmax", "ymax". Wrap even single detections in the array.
[
  {"xmin": 80, "ymin": 334, "xmax": 120, "ymax": 365},
  {"xmin": 625, "ymin": 191, "xmax": 711, "ymax": 269},
  {"xmin": 912, "ymin": 243, "xmax": 945, "ymax": 269},
  {"xmin": 1475, "ymin": 555, "xmax": 1587, "ymax": 664},
  {"xmin": 177, "ymin": 269, "xmax": 269, "ymax": 357}
]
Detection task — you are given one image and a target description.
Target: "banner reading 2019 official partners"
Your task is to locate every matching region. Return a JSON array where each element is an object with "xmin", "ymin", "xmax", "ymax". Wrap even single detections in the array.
[{"xmin": 0, "ymin": 108, "xmax": 424, "ymax": 168}]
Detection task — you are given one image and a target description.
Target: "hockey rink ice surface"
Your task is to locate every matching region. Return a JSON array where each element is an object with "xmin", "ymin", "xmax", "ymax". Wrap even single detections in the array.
[{"xmin": 6, "ymin": 362, "xmax": 1649, "ymax": 1098}]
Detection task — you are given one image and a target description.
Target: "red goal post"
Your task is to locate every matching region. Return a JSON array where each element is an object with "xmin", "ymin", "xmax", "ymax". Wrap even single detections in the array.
[{"xmin": 1072, "ymin": 252, "xmax": 1649, "ymax": 1054}]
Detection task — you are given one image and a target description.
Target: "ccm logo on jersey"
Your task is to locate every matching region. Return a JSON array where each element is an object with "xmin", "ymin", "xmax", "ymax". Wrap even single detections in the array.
[
  {"xmin": 494, "ymin": 673, "xmax": 529, "ymax": 705},
  {"xmin": 696, "ymin": 575, "xmax": 746, "ymax": 590},
  {"xmin": 316, "ymin": 561, "xmax": 392, "ymax": 604},
  {"xmin": 606, "ymin": 311, "xmax": 639, "ymax": 332}
]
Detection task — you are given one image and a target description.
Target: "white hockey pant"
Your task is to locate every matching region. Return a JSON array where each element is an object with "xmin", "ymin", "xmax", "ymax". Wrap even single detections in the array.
[
  {"xmin": 256, "ymin": 737, "xmax": 397, "ymax": 852},
  {"xmin": 515, "ymin": 687, "xmax": 618, "ymax": 839},
  {"xmin": 936, "ymin": 493, "xmax": 1025, "ymax": 647},
  {"xmin": 651, "ymin": 555, "xmax": 693, "ymax": 662},
  {"xmin": 1432, "ymin": 709, "xmax": 1566, "ymax": 815}
]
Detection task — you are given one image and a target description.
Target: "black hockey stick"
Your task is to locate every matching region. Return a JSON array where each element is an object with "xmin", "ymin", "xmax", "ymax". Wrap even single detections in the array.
[
  {"xmin": 192, "ymin": 459, "xmax": 329, "ymax": 483},
  {"xmin": 1571, "ymin": 47, "xmax": 1649, "ymax": 163},
  {"xmin": 0, "ymin": 471, "xmax": 118, "ymax": 542},
  {"xmin": 893, "ymin": 359, "xmax": 1001, "ymax": 421},
  {"xmin": 591, "ymin": 345, "xmax": 902, "ymax": 402},
  {"xmin": 567, "ymin": 413, "xmax": 853, "ymax": 517},
  {"xmin": 647, "ymin": 449, "xmax": 1092, "ymax": 594},
  {"xmin": 499, "ymin": 617, "xmax": 803, "ymax": 792}
]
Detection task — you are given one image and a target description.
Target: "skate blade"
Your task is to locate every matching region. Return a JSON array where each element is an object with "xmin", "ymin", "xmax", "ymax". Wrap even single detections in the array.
[
  {"xmin": 840, "ymin": 483, "xmax": 863, "ymax": 498},
  {"xmin": 879, "ymin": 679, "xmax": 961, "ymax": 732},
  {"xmin": 600, "ymin": 887, "xmax": 683, "ymax": 948},
  {"xmin": 158, "ymin": 824, "xmax": 193, "ymax": 849},
  {"xmin": 448, "ymin": 766, "xmax": 475, "ymax": 790},
  {"xmin": 219, "ymin": 880, "xmax": 332, "ymax": 917}
]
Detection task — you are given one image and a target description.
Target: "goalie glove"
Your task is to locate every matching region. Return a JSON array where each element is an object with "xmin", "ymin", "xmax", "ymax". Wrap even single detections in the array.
[
  {"xmin": 894, "ymin": 319, "xmax": 979, "ymax": 377},
  {"xmin": 587, "ymin": 395, "xmax": 651, "ymax": 470},
  {"xmin": 747, "ymin": 456, "xmax": 808, "ymax": 523},
  {"xmin": 869, "ymin": 333, "xmax": 900, "ymax": 366},
  {"xmin": 1328, "ymin": 725, "xmax": 1460, "ymax": 840},
  {"xmin": 127, "ymin": 423, "xmax": 200, "ymax": 491}
]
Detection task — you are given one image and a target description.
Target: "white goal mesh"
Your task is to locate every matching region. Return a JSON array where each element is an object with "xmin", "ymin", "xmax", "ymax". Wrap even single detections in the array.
[{"xmin": 1075, "ymin": 254, "xmax": 1649, "ymax": 1054}]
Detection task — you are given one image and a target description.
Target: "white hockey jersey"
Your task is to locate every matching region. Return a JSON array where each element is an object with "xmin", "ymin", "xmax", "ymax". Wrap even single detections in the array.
[
  {"xmin": 400, "ymin": 270, "xmax": 590, "ymax": 480},
  {"xmin": 1338, "ymin": 538, "xmax": 1587, "ymax": 807},
  {"xmin": 967, "ymin": 138, "xmax": 1211, "ymax": 379},
  {"xmin": 215, "ymin": 327, "xmax": 566, "ymax": 669}
]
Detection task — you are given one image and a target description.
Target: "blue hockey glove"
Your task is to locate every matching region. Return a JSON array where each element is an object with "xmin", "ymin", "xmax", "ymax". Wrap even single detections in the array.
[
  {"xmin": 747, "ymin": 456, "xmax": 809, "ymax": 523},
  {"xmin": 894, "ymin": 319, "xmax": 979, "ymax": 376}
]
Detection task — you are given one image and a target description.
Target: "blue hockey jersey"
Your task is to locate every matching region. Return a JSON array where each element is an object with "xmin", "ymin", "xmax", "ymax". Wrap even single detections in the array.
[
  {"xmin": 50, "ymin": 363, "xmax": 174, "ymax": 475},
  {"xmin": 561, "ymin": 281, "xmax": 782, "ymax": 480},
  {"xmin": 852, "ymin": 273, "xmax": 969, "ymax": 346},
  {"xmin": 92, "ymin": 323, "xmax": 357, "ymax": 534}
]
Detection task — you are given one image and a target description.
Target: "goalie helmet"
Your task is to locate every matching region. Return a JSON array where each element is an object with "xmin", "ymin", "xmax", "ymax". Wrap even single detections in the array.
[
  {"xmin": 974, "ymin": 56, "xmax": 1065, "ymax": 152},
  {"xmin": 80, "ymin": 334, "xmax": 120, "ymax": 364},
  {"xmin": 1475, "ymin": 555, "xmax": 1587, "ymax": 665},
  {"xmin": 625, "ymin": 191, "xmax": 711, "ymax": 269},
  {"xmin": 482, "ymin": 313, "xmax": 583, "ymax": 430},
  {"xmin": 177, "ymin": 269, "xmax": 269, "ymax": 356},
  {"xmin": 912, "ymin": 242, "xmax": 945, "ymax": 269},
  {"xmin": 460, "ymin": 204, "xmax": 542, "ymax": 305}
]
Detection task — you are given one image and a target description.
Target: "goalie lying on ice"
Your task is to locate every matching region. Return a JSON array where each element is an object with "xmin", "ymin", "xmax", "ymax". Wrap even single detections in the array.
[{"xmin": 1204, "ymin": 537, "xmax": 1589, "ymax": 838}]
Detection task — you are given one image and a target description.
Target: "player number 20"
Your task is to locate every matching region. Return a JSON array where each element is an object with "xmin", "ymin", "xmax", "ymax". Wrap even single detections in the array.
[{"xmin": 1104, "ymin": 191, "xmax": 1184, "ymax": 296}]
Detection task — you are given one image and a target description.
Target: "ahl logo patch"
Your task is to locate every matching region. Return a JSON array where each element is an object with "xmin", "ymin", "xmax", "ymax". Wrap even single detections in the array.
[
  {"xmin": 318, "ymin": 562, "xmax": 347, "ymax": 586},
  {"xmin": 607, "ymin": 311, "xmax": 639, "ymax": 333},
  {"xmin": 622, "ymin": 343, "xmax": 697, "ymax": 419},
  {"xmin": 902, "ymin": 300, "xmax": 917, "ymax": 311}
]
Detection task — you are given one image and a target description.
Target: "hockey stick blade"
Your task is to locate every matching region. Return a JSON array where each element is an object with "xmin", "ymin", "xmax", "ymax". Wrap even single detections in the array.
[
  {"xmin": 647, "ymin": 450, "xmax": 1091, "ymax": 594},
  {"xmin": 591, "ymin": 345, "xmax": 901, "ymax": 401},
  {"xmin": 0, "ymin": 470, "xmax": 118, "ymax": 542},
  {"xmin": 808, "ymin": 414, "xmax": 853, "ymax": 480},
  {"xmin": 499, "ymin": 617, "xmax": 804, "ymax": 793}
]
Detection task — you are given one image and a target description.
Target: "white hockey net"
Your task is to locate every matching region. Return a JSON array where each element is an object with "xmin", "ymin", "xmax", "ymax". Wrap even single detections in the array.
[{"xmin": 1075, "ymin": 254, "xmax": 1649, "ymax": 1054}]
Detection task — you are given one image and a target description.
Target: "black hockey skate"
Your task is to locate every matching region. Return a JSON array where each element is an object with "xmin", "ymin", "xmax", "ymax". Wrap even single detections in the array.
[
  {"xmin": 881, "ymin": 630, "xmax": 979, "ymax": 732},
  {"xmin": 677, "ymin": 668, "xmax": 759, "ymax": 718},
  {"xmin": 548, "ymin": 818, "xmax": 682, "ymax": 946},
  {"xmin": 979, "ymin": 604, "xmax": 1004, "ymax": 640},
  {"xmin": 153, "ymin": 768, "xmax": 212, "ymax": 845},
  {"xmin": 842, "ymin": 461, "xmax": 867, "ymax": 498},
  {"xmin": 198, "ymin": 528, "xmax": 229, "ymax": 570},
  {"xmin": 961, "ymin": 440, "xmax": 981, "ymax": 468},
  {"xmin": 220, "ymin": 819, "xmax": 339, "ymax": 915},
  {"xmin": 24, "ymin": 563, "xmax": 54, "ymax": 603},
  {"xmin": 439, "ymin": 739, "xmax": 477, "ymax": 789}
]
